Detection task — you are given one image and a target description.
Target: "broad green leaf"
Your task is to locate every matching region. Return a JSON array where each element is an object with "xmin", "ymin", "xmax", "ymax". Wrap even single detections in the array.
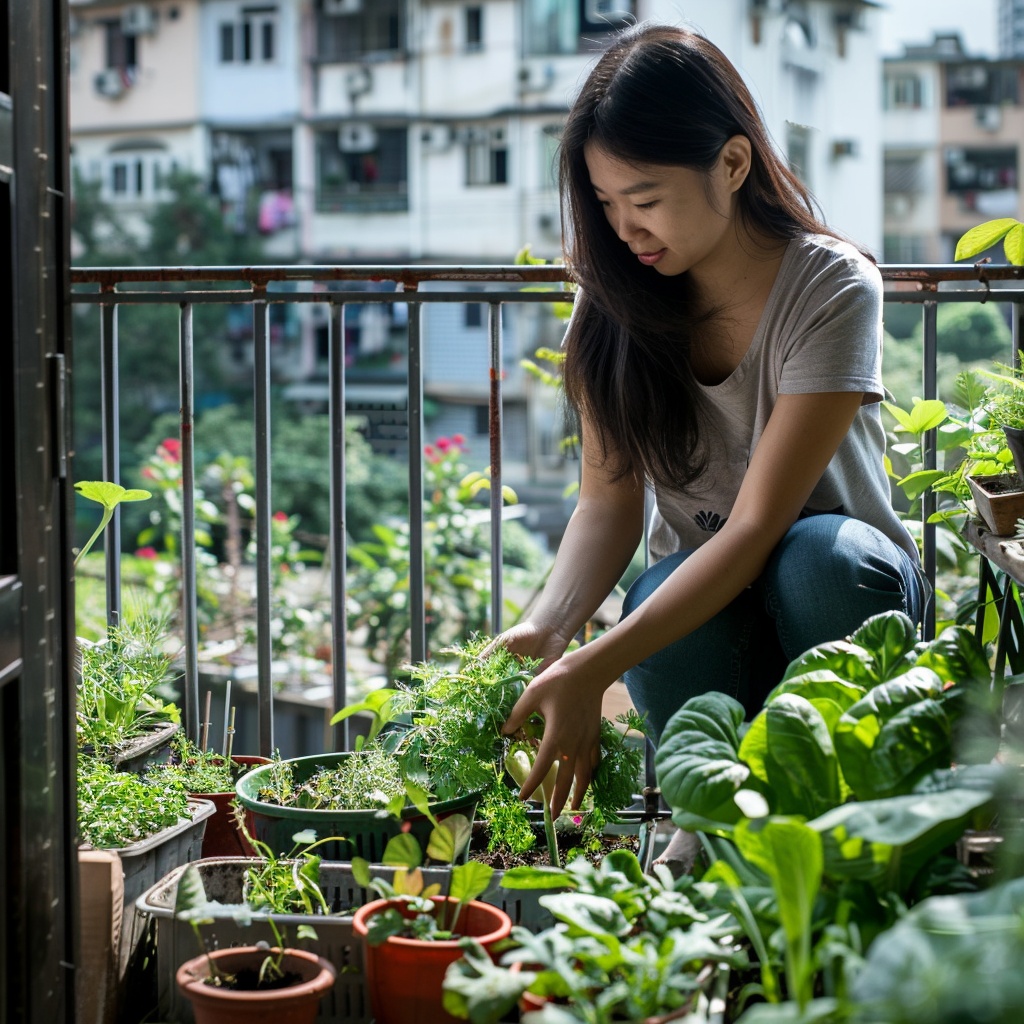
[
  {"xmin": 498, "ymin": 865, "xmax": 572, "ymax": 890},
  {"xmin": 442, "ymin": 938, "xmax": 533, "ymax": 1024},
  {"xmin": 834, "ymin": 669, "xmax": 951, "ymax": 800},
  {"xmin": 904, "ymin": 399, "xmax": 949, "ymax": 435},
  {"xmin": 954, "ymin": 218, "xmax": 1019, "ymax": 261},
  {"xmin": 427, "ymin": 813, "xmax": 472, "ymax": 863},
  {"xmin": 74, "ymin": 480, "xmax": 152, "ymax": 509},
  {"xmin": 540, "ymin": 892, "xmax": 631, "ymax": 939},
  {"xmin": 767, "ymin": 671, "xmax": 867, "ymax": 711},
  {"xmin": 449, "ymin": 860, "xmax": 494, "ymax": 903},
  {"xmin": 381, "ymin": 831, "xmax": 423, "ymax": 869},
  {"xmin": 329, "ymin": 686, "xmax": 396, "ymax": 728},
  {"xmin": 896, "ymin": 469, "xmax": 949, "ymax": 500},
  {"xmin": 778, "ymin": 642, "xmax": 876, "ymax": 687},
  {"xmin": 914, "ymin": 624, "xmax": 991, "ymax": 686},
  {"xmin": 762, "ymin": 695, "xmax": 842, "ymax": 818},
  {"xmin": 882, "ymin": 401, "xmax": 914, "ymax": 431},
  {"xmin": 1005, "ymin": 222, "xmax": 1024, "ymax": 265},
  {"xmin": 850, "ymin": 611, "xmax": 919, "ymax": 681},
  {"xmin": 656, "ymin": 693, "xmax": 752, "ymax": 830}
]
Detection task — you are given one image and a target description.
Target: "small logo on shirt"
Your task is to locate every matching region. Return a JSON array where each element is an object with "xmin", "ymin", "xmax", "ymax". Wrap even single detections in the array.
[{"xmin": 694, "ymin": 510, "xmax": 728, "ymax": 533}]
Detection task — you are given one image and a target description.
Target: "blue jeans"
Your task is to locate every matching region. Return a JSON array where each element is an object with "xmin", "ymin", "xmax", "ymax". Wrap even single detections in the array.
[{"xmin": 621, "ymin": 515, "xmax": 925, "ymax": 744}]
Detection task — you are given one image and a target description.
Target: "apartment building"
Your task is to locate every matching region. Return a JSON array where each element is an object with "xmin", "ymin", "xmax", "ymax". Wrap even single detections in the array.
[
  {"xmin": 883, "ymin": 31, "xmax": 1024, "ymax": 263},
  {"xmin": 68, "ymin": 0, "xmax": 884, "ymax": 490}
]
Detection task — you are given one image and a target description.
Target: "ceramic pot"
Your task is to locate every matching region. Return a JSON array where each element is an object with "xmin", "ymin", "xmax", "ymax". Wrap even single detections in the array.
[
  {"xmin": 352, "ymin": 896, "xmax": 512, "ymax": 1024},
  {"xmin": 967, "ymin": 473, "xmax": 1024, "ymax": 536},
  {"xmin": 191, "ymin": 755, "xmax": 271, "ymax": 857},
  {"xmin": 175, "ymin": 946, "xmax": 335, "ymax": 1024}
]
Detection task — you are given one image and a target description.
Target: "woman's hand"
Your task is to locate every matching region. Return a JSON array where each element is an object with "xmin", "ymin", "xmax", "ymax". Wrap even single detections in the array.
[
  {"xmin": 485, "ymin": 621, "xmax": 572, "ymax": 674},
  {"xmin": 500, "ymin": 647, "xmax": 614, "ymax": 817}
]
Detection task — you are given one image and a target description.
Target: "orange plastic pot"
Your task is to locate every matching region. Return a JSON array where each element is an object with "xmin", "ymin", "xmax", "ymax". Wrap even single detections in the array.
[
  {"xmin": 352, "ymin": 896, "xmax": 512, "ymax": 1024},
  {"xmin": 190, "ymin": 755, "xmax": 271, "ymax": 857},
  {"xmin": 175, "ymin": 946, "xmax": 335, "ymax": 1024}
]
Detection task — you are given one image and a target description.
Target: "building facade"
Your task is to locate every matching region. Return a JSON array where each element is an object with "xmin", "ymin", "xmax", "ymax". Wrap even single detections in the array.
[
  {"xmin": 68, "ymin": 0, "xmax": 884, "ymax": 496},
  {"xmin": 883, "ymin": 31, "xmax": 1023, "ymax": 264}
]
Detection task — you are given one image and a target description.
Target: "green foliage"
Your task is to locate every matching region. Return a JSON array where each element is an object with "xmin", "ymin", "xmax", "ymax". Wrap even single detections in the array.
[
  {"xmin": 76, "ymin": 612, "xmax": 181, "ymax": 756},
  {"xmin": 955, "ymin": 217, "xmax": 1024, "ymax": 266},
  {"xmin": 147, "ymin": 737, "xmax": 256, "ymax": 794},
  {"xmin": 444, "ymin": 849, "xmax": 746, "ymax": 1023},
  {"xmin": 77, "ymin": 757, "xmax": 191, "ymax": 848},
  {"xmin": 351, "ymin": 815, "xmax": 494, "ymax": 942},
  {"xmin": 73, "ymin": 481, "xmax": 152, "ymax": 567},
  {"xmin": 330, "ymin": 637, "xmax": 646, "ymax": 857}
]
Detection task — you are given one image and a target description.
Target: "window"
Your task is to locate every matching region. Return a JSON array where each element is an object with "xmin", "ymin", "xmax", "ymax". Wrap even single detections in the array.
[
  {"xmin": 102, "ymin": 148, "xmax": 177, "ymax": 202},
  {"xmin": 465, "ymin": 6, "xmax": 483, "ymax": 50},
  {"xmin": 945, "ymin": 146, "xmax": 1017, "ymax": 193},
  {"xmin": 103, "ymin": 19, "xmax": 138, "ymax": 72},
  {"xmin": 885, "ymin": 73, "xmax": 923, "ymax": 110},
  {"xmin": 465, "ymin": 130, "xmax": 508, "ymax": 186},
  {"xmin": 219, "ymin": 6, "xmax": 278, "ymax": 64},
  {"xmin": 464, "ymin": 303, "xmax": 483, "ymax": 328},
  {"xmin": 946, "ymin": 63, "xmax": 1017, "ymax": 107},
  {"xmin": 317, "ymin": 0, "xmax": 404, "ymax": 62},
  {"xmin": 316, "ymin": 126, "xmax": 408, "ymax": 212}
]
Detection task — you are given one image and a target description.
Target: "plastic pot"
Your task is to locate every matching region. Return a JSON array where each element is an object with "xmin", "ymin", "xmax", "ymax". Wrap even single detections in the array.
[
  {"xmin": 175, "ymin": 946, "xmax": 336, "ymax": 1024},
  {"xmin": 352, "ymin": 896, "xmax": 512, "ymax": 1024}
]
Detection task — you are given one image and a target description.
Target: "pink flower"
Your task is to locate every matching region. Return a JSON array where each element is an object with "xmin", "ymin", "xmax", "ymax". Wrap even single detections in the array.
[
  {"xmin": 451, "ymin": 433, "xmax": 465, "ymax": 446},
  {"xmin": 141, "ymin": 466, "xmax": 156, "ymax": 480},
  {"xmin": 135, "ymin": 547, "xmax": 158, "ymax": 560},
  {"xmin": 436, "ymin": 437, "xmax": 451, "ymax": 452},
  {"xmin": 272, "ymin": 511, "xmax": 289, "ymax": 523},
  {"xmin": 423, "ymin": 444, "xmax": 435, "ymax": 457},
  {"xmin": 572, "ymin": 815, "xmax": 583, "ymax": 826}
]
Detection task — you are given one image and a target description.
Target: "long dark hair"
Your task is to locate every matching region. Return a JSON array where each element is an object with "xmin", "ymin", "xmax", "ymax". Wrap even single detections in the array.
[{"xmin": 560, "ymin": 23, "xmax": 836, "ymax": 488}]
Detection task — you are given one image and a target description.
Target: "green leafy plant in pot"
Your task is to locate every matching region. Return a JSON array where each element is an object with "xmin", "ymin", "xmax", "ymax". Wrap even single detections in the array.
[
  {"xmin": 350, "ymin": 813, "xmax": 512, "ymax": 1024},
  {"xmin": 172, "ymin": 834, "xmax": 339, "ymax": 1024}
]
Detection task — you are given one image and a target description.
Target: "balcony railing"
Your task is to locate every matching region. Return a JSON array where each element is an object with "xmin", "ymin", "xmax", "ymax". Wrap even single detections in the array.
[{"xmin": 70, "ymin": 261, "xmax": 1024, "ymax": 756}]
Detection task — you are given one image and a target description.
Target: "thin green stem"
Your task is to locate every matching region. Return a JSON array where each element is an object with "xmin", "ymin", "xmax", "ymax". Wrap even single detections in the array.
[{"xmin": 75, "ymin": 506, "xmax": 113, "ymax": 567}]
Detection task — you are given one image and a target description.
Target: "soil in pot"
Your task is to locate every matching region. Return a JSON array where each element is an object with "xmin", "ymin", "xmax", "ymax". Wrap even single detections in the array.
[{"xmin": 469, "ymin": 819, "xmax": 643, "ymax": 871}]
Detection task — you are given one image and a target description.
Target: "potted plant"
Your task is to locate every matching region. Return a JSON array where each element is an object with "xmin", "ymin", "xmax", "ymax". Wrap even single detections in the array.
[
  {"xmin": 350, "ymin": 815, "xmax": 512, "ymax": 1024},
  {"xmin": 441, "ymin": 848, "xmax": 745, "ymax": 1024},
  {"xmin": 173, "ymin": 862, "xmax": 336, "ymax": 1024},
  {"xmin": 330, "ymin": 637, "xmax": 650, "ymax": 867},
  {"xmin": 148, "ymin": 736, "xmax": 270, "ymax": 857}
]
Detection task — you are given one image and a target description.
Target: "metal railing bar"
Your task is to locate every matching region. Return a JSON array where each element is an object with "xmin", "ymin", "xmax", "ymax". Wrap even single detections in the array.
[
  {"xmin": 921, "ymin": 301, "xmax": 938, "ymax": 641},
  {"xmin": 488, "ymin": 301, "xmax": 504, "ymax": 635},
  {"xmin": 67, "ymin": 289, "xmax": 580, "ymax": 306},
  {"xmin": 329, "ymin": 302, "xmax": 349, "ymax": 751},
  {"xmin": 178, "ymin": 303, "xmax": 201, "ymax": 742},
  {"xmin": 408, "ymin": 289, "xmax": 426, "ymax": 665},
  {"xmin": 252, "ymin": 296, "xmax": 275, "ymax": 756},
  {"xmin": 99, "ymin": 298, "xmax": 121, "ymax": 627}
]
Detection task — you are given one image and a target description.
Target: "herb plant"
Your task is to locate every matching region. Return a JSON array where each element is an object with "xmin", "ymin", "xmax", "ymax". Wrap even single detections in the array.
[
  {"xmin": 146, "ymin": 737, "xmax": 251, "ymax": 794},
  {"xmin": 330, "ymin": 637, "xmax": 648, "ymax": 861},
  {"xmin": 77, "ymin": 757, "xmax": 192, "ymax": 848},
  {"xmin": 76, "ymin": 611, "xmax": 181, "ymax": 756}
]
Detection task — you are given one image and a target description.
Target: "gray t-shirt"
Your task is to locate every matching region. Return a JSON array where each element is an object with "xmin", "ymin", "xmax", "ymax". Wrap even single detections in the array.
[{"xmin": 647, "ymin": 233, "xmax": 919, "ymax": 563}]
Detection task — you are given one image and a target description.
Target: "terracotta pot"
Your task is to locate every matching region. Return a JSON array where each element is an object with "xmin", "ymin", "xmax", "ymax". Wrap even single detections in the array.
[
  {"xmin": 967, "ymin": 473, "xmax": 1024, "ymax": 536},
  {"xmin": 191, "ymin": 755, "xmax": 271, "ymax": 858},
  {"xmin": 175, "ymin": 946, "xmax": 335, "ymax": 1024},
  {"xmin": 352, "ymin": 896, "xmax": 512, "ymax": 1024}
]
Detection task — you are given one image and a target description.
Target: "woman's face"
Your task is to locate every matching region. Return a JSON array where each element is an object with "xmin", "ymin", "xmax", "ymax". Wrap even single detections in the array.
[{"xmin": 584, "ymin": 141, "xmax": 746, "ymax": 279}]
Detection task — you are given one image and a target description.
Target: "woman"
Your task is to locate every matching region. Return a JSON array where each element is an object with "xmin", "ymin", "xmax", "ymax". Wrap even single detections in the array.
[{"xmin": 496, "ymin": 23, "xmax": 924, "ymax": 817}]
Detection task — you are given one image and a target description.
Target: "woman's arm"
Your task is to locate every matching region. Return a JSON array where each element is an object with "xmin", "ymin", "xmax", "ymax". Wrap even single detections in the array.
[
  {"xmin": 503, "ymin": 390, "xmax": 865, "ymax": 815},
  {"xmin": 493, "ymin": 415, "xmax": 646, "ymax": 668}
]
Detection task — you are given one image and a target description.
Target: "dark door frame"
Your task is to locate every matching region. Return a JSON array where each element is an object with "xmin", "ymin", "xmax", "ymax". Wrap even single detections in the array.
[{"xmin": 2, "ymin": 1, "xmax": 77, "ymax": 1022}]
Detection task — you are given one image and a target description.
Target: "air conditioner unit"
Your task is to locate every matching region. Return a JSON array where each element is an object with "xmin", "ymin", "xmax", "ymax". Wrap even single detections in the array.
[
  {"xmin": 338, "ymin": 123, "xmax": 378, "ymax": 153},
  {"xmin": 323, "ymin": 0, "xmax": 362, "ymax": 14},
  {"xmin": 121, "ymin": 4, "xmax": 156, "ymax": 35},
  {"xmin": 419, "ymin": 125, "xmax": 453, "ymax": 153},
  {"xmin": 94, "ymin": 68, "xmax": 125, "ymax": 98},
  {"xmin": 976, "ymin": 105, "xmax": 1002, "ymax": 132}
]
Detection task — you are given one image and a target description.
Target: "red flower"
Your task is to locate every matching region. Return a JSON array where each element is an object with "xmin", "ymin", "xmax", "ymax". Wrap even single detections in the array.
[
  {"xmin": 424, "ymin": 444, "xmax": 435, "ymax": 457},
  {"xmin": 272, "ymin": 511, "xmax": 289, "ymax": 523},
  {"xmin": 135, "ymin": 546, "xmax": 158, "ymax": 560},
  {"xmin": 452, "ymin": 433, "xmax": 465, "ymax": 446},
  {"xmin": 141, "ymin": 466, "xmax": 156, "ymax": 480},
  {"xmin": 436, "ymin": 436, "xmax": 451, "ymax": 452},
  {"xmin": 159, "ymin": 438, "xmax": 181, "ymax": 462}
]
